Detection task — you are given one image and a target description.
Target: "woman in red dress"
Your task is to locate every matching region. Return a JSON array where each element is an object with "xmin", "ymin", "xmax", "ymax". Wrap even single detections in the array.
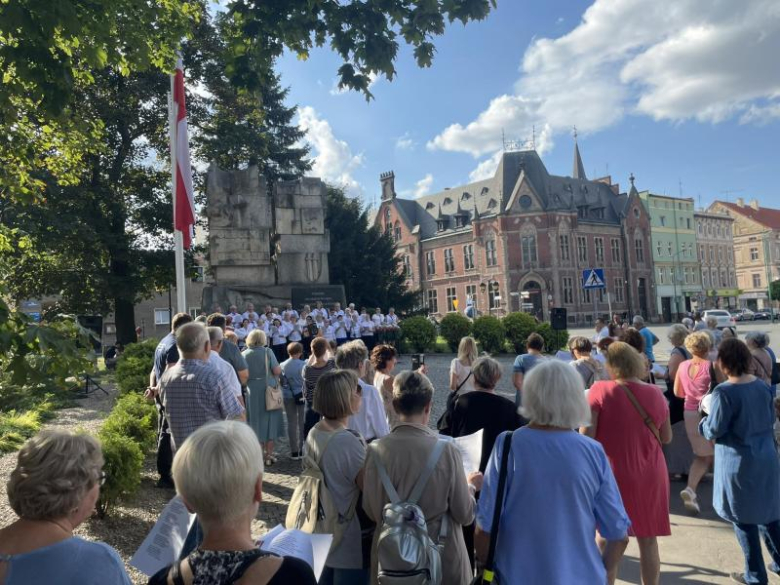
[{"xmin": 582, "ymin": 341, "xmax": 672, "ymax": 585}]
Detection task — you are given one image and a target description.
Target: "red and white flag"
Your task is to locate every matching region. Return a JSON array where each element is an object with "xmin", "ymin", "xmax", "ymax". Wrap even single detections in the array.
[{"xmin": 171, "ymin": 56, "xmax": 196, "ymax": 249}]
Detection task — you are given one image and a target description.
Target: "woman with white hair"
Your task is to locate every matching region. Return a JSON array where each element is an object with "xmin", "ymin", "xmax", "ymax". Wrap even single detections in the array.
[
  {"xmin": 450, "ymin": 336, "xmax": 478, "ymax": 395},
  {"xmin": 243, "ymin": 329, "xmax": 283, "ymax": 467},
  {"xmin": 583, "ymin": 342, "xmax": 672, "ymax": 585},
  {"xmin": 0, "ymin": 432, "xmax": 130, "ymax": 585},
  {"xmin": 150, "ymin": 421, "xmax": 316, "ymax": 584},
  {"xmin": 745, "ymin": 331, "xmax": 773, "ymax": 385},
  {"xmin": 475, "ymin": 361, "xmax": 630, "ymax": 584}
]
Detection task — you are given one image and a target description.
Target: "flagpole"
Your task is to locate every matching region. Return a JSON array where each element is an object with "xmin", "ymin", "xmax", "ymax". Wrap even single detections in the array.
[{"xmin": 169, "ymin": 74, "xmax": 187, "ymax": 316}]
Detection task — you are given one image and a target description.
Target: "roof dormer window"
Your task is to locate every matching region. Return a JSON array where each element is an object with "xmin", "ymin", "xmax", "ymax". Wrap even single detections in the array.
[
  {"xmin": 443, "ymin": 197, "xmax": 452, "ymax": 205},
  {"xmin": 425, "ymin": 202, "xmax": 435, "ymax": 210},
  {"xmin": 461, "ymin": 192, "xmax": 471, "ymax": 201},
  {"xmin": 437, "ymin": 219, "xmax": 448, "ymax": 232}
]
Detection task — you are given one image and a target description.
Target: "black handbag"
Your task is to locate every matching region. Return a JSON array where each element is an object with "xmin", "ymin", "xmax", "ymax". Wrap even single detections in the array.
[
  {"xmin": 471, "ymin": 430, "xmax": 513, "ymax": 585},
  {"xmin": 437, "ymin": 371, "xmax": 473, "ymax": 432}
]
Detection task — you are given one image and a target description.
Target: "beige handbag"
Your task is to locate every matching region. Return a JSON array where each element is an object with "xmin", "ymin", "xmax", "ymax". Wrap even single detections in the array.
[{"xmin": 265, "ymin": 348, "xmax": 283, "ymax": 411}]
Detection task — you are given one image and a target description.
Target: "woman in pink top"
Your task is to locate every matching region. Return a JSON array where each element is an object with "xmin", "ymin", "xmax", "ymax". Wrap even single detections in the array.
[
  {"xmin": 674, "ymin": 331, "xmax": 720, "ymax": 515},
  {"xmin": 582, "ymin": 341, "xmax": 672, "ymax": 585}
]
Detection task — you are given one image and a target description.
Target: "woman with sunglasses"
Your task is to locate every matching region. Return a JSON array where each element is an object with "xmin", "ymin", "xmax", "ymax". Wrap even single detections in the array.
[{"xmin": 0, "ymin": 431, "xmax": 131, "ymax": 584}]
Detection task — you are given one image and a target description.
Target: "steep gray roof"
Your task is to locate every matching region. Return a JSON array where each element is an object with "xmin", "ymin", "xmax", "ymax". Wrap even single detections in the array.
[
  {"xmin": 573, "ymin": 142, "xmax": 586, "ymax": 180},
  {"xmin": 390, "ymin": 149, "xmax": 627, "ymax": 239}
]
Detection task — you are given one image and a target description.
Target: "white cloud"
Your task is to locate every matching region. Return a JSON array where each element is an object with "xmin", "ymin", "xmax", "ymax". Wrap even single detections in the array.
[
  {"xmin": 414, "ymin": 174, "xmax": 434, "ymax": 198},
  {"xmin": 330, "ymin": 71, "xmax": 379, "ymax": 96},
  {"xmin": 395, "ymin": 132, "xmax": 416, "ymax": 150},
  {"xmin": 469, "ymin": 150, "xmax": 503, "ymax": 182},
  {"xmin": 297, "ymin": 106, "xmax": 364, "ymax": 196},
  {"xmin": 430, "ymin": 0, "xmax": 780, "ymax": 162}
]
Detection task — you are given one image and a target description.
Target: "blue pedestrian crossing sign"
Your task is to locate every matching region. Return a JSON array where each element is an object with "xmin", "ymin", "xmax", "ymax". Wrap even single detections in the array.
[{"xmin": 582, "ymin": 268, "xmax": 606, "ymax": 289}]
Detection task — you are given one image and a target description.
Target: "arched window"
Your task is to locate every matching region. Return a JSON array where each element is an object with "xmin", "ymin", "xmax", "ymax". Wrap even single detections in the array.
[{"xmin": 394, "ymin": 221, "xmax": 402, "ymax": 242}]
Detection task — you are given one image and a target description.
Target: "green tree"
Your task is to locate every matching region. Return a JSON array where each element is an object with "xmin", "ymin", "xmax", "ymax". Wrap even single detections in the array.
[
  {"xmin": 472, "ymin": 315, "xmax": 506, "ymax": 354},
  {"xmin": 770, "ymin": 280, "xmax": 780, "ymax": 302},
  {"xmin": 439, "ymin": 313, "xmax": 472, "ymax": 352},
  {"xmin": 400, "ymin": 316, "xmax": 437, "ymax": 353},
  {"xmin": 503, "ymin": 312, "xmax": 537, "ymax": 354},
  {"xmin": 325, "ymin": 186, "xmax": 417, "ymax": 312},
  {"xmin": 226, "ymin": 0, "xmax": 496, "ymax": 98}
]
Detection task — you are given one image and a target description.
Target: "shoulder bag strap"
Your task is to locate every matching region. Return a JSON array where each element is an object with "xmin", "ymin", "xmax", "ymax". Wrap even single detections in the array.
[
  {"xmin": 408, "ymin": 439, "xmax": 448, "ymax": 504},
  {"xmin": 456, "ymin": 370, "xmax": 473, "ymax": 394},
  {"xmin": 370, "ymin": 443, "xmax": 402, "ymax": 504},
  {"xmin": 482, "ymin": 430, "xmax": 514, "ymax": 584},
  {"xmin": 754, "ymin": 352, "xmax": 771, "ymax": 378},
  {"xmin": 618, "ymin": 383, "xmax": 661, "ymax": 446}
]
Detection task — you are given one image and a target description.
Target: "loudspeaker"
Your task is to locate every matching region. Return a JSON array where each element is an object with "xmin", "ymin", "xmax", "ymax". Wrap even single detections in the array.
[{"xmin": 551, "ymin": 308, "xmax": 567, "ymax": 331}]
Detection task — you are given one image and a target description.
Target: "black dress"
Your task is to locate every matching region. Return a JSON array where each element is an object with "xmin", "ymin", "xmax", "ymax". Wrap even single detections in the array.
[{"xmin": 440, "ymin": 390, "xmax": 524, "ymax": 571}]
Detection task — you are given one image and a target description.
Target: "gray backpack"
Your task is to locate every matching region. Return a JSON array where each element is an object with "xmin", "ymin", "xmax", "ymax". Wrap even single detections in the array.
[{"xmin": 372, "ymin": 439, "xmax": 449, "ymax": 585}]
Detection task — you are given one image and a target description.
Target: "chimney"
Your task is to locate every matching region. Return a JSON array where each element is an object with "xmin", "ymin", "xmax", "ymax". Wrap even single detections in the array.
[
  {"xmin": 736, "ymin": 197, "xmax": 745, "ymax": 207},
  {"xmin": 750, "ymin": 199, "xmax": 760, "ymax": 211},
  {"xmin": 380, "ymin": 171, "xmax": 395, "ymax": 201}
]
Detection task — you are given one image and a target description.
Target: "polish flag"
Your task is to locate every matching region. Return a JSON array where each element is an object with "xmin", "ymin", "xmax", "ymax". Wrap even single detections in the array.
[{"xmin": 171, "ymin": 56, "xmax": 195, "ymax": 249}]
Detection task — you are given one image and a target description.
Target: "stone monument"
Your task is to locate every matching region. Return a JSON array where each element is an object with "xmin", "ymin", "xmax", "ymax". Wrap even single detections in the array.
[{"xmin": 202, "ymin": 163, "xmax": 332, "ymax": 311}]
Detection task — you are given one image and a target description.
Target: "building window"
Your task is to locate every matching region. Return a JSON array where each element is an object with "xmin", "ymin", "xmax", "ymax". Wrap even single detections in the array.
[
  {"xmin": 488, "ymin": 289, "xmax": 500, "ymax": 310},
  {"xmin": 658, "ymin": 267, "xmax": 666, "ymax": 285},
  {"xmin": 562, "ymin": 277, "xmax": 573, "ymax": 304},
  {"xmin": 466, "ymin": 284, "xmax": 477, "ymax": 306},
  {"xmin": 656, "ymin": 241, "xmax": 662, "ymax": 256},
  {"xmin": 426, "ymin": 251, "xmax": 436, "ymax": 276},
  {"xmin": 710, "ymin": 247, "xmax": 715, "ymax": 262},
  {"xmin": 394, "ymin": 225, "xmax": 402, "ymax": 241},
  {"xmin": 684, "ymin": 267, "xmax": 691, "ymax": 284},
  {"xmin": 403, "ymin": 255, "xmax": 412, "ymax": 278},
  {"xmin": 154, "ymin": 309, "xmax": 171, "ymax": 326},
  {"xmin": 686, "ymin": 218, "xmax": 691, "ymax": 229},
  {"xmin": 611, "ymin": 239, "xmax": 621, "ymax": 263},
  {"xmin": 577, "ymin": 236, "xmax": 588, "ymax": 263},
  {"xmin": 703, "ymin": 271, "xmax": 709, "ymax": 287},
  {"xmin": 750, "ymin": 247, "xmax": 759, "ymax": 261},
  {"xmin": 752, "ymin": 274, "xmax": 762, "ymax": 288},
  {"xmin": 191, "ymin": 266, "xmax": 205, "ymax": 282},
  {"xmin": 485, "ymin": 239, "xmax": 497, "ymax": 266},
  {"xmin": 559, "ymin": 234, "xmax": 570, "ymax": 261},
  {"xmin": 667, "ymin": 242, "xmax": 673, "ymax": 256},
  {"xmin": 188, "ymin": 307, "xmax": 200, "ymax": 319},
  {"xmin": 635, "ymin": 238, "xmax": 644, "ymax": 262},
  {"xmin": 614, "ymin": 278, "xmax": 624, "ymax": 303},
  {"xmin": 444, "ymin": 248, "xmax": 455, "ymax": 272},
  {"xmin": 446, "ymin": 287, "xmax": 457, "ymax": 312},
  {"xmin": 463, "ymin": 245, "xmax": 474, "ymax": 270},
  {"xmin": 597, "ymin": 288, "xmax": 605, "ymax": 302},
  {"xmin": 521, "ymin": 235, "xmax": 537, "ymax": 265},
  {"xmin": 580, "ymin": 287, "xmax": 592, "ymax": 304},
  {"xmin": 699, "ymin": 245, "xmax": 705, "ymax": 262},
  {"xmin": 594, "ymin": 237, "xmax": 604, "ymax": 263},
  {"xmin": 426, "ymin": 290, "xmax": 438, "ymax": 313},
  {"xmin": 697, "ymin": 221, "xmax": 702, "ymax": 234},
  {"xmin": 660, "ymin": 216, "xmax": 666, "ymax": 227}
]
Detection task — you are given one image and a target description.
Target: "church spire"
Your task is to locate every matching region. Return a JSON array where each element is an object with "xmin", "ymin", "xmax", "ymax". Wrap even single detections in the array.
[{"xmin": 572, "ymin": 126, "xmax": 586, "ymax": 180}]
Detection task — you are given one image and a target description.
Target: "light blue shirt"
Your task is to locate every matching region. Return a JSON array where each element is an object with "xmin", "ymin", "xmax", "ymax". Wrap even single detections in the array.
[
  {"xmin": 1, "ymin": 536, "xmax": 131, "ymax": 585},
  {"xmin": 280, "ymin": 357, "xmax": 305, "ymax": 400},
  {"xmin": 638, "ymin": 327, "xmax": 656, "ymax": 362},
  {"xmin": 700, "ymin": 378, "xmax": 780, "ymax": 524},
  {"xmin": 477, "ymin": 429, "xmax": 630, "ymax": 584}
]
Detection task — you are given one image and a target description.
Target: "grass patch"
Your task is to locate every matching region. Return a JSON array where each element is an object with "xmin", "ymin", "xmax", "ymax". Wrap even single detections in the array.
[
  {"xmin": 0, "ymin": 382, "xmax": 76, "ymax": 454},
  {"xmin": 0, "ymin": 410, "xmax": 43, "ymax": 453}
]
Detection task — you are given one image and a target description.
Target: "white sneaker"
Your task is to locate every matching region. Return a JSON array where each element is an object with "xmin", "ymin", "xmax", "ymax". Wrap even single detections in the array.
[{"xmin": 680, "ymin": 487, "xmax": 700, "ymax": 514}]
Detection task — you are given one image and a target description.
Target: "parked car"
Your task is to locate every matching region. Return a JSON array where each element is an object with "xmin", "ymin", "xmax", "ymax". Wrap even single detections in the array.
[
  {"xmin": 731, "ymin": 308, "xmax": 755, "ymax": 321},
  {"xmin": 702, "ymin": 309, "xmax": 737, "ymax": 329},
  {"xmin": 753, "ymin": 310, "xmax": 772, "ymax": 320}
]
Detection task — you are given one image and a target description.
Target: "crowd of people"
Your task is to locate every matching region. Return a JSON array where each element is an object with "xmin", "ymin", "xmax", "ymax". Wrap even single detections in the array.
[{"xmin": 2, "ymin": 307, "xmax": 780, "ymax": 585}]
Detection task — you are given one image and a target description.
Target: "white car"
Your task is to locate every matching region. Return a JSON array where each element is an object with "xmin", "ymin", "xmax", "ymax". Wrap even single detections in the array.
[{"xmin": 702, "ymin": 310, "xmax": 737, "ymax": 329}]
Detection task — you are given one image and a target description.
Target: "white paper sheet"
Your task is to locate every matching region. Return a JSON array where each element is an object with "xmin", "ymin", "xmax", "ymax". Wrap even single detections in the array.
[
  {"xmin": 651, "ymin": 363, "xmax": 666, "ymax": 378},
  {"xmin": 257, "ymin": 524, "xmax": 333, "ymax": 581},
  {"xmin": 452, "ymin": 428, "xmax": 483, "ymax": 475},
  {"xmin": 129, "ymin": 495, "xmax": 196, "ymax": 576}
]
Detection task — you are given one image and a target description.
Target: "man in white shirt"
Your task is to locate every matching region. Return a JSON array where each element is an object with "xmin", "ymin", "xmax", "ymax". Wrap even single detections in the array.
[
  {"xmin": 207, "ymin": 327, "xmax": 244, "ymax": 407},
  {"xmin": 282, "ymin": 302, "xmax": 299, "ymax": 320},
  {"xmin": 242, "ymin": 303, "xmax": 259, "ymax": 323},
  {"xmin": 385, "ymin": 308, "xmax": 400, "ymax": 346},
  {"xmin": 337, "ymin": 340, "xmax": 390, "ymax": 442},
  {"xmin": 227, "ymin": 305, "xmax": 243, "ymax": 326},
  {"xmin": 312, "ymin": 301, "xmax": 329, "ymax": 320},
  {"xmin": 593, "ymin": 318, "xmax": 609, "ymax": 342},
  {"xmin": 331, "ymin": 302, "xmax": 345, "ymax": 318}
]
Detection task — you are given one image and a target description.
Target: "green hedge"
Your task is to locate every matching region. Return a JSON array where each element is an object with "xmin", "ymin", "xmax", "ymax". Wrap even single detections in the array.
[
  {"xmin": 399, "ymin": 316, "xmax": 437, "ymax": 353},
  {"xmin": 96, "ymin": 433, "xmax": 144, "ymax": 518},
  {"xmin": 502, "ymin": 312, "xmax": 538, "ymax": 354},
  {"xmin": 439, "ymin": 313, "xmax": 472, "ymax": 352},
  {"xmin": 472, "ymin": 315, "xmax": 506, "ymax": 354},
  {"xmin": 536, "ymin": 323, "xmax": 569, "ymax": 353},
  {"xmin": 115, "ymin": 339, "xmax": 158, "ymax": 395}
]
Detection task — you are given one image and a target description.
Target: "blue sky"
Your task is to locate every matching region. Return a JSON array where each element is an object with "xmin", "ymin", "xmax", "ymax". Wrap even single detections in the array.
[{"xmin": 272, "ymin": 0, "xmax": 779, "ymax": 209}]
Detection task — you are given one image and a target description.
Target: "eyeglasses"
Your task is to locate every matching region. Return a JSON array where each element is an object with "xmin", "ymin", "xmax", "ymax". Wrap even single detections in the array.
[{"xmin": 99, "ymin": 470, "xmax": 107, "ymax": 486}]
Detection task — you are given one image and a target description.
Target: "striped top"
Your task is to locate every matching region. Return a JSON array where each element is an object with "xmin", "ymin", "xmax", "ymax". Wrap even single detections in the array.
[{"xmin": 302, "ymin": 358, "xmax": 335, "ymax": 403}]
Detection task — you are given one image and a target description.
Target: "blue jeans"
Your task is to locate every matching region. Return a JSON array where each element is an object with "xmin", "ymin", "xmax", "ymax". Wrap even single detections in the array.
[
  {"xmin": 733, "ymin": 520, "xmax": 780, "ymax": 583},
  {"xmin": 319, "ymin": 567, "xmax": 369, "ymax": 585},
  {"xmin": 303, "ymin": 401, "xmax": 320, "ymax": 440}
]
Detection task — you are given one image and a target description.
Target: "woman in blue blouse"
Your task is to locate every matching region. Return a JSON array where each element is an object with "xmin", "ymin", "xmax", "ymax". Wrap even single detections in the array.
[
  {"xmin": 475, "ymin": 360, "xmax": 630, "ymax": 584},
  {"xmin": 0, "ymin": 431, "xmax": 131, "ymax": 585},
  {"xmin": 700, "ymin": 337, "xmax": 780, "ymax": 585}
]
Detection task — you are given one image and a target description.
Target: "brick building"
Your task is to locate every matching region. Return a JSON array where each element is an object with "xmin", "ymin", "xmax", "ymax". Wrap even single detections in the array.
[
  {"xmin": 375, "ymin": 146, "xmax": 657, "ymax": 326},
  {"xmin": 709, "ymin": 199, "xmax": 780, "ymax": 310}
]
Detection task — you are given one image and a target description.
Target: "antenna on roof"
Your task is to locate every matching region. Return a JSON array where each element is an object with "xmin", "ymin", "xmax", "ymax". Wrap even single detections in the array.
[
  {"xmin": 678, "ymin": 178, "xmax": 683, "ymax": 197},
  {"xmin": 720, "ymin": 188, "xmax": 744, "ymax": 202},
  {"xmin": 531, "ymin": 125, "xmax": 536, "ymax": 150}
]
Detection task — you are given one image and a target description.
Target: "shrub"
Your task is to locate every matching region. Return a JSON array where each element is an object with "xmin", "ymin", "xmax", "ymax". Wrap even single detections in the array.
[
  {"xmin": 0, "ymin": 410, "xmax": 42, "ymax": 454},
  {"xmin": 439, "ymin": 313, "xmax": 472, "ymax": 352},
  {"xmin": 116, "ymin": 339, "xmax": 158, "ymax": 395},
  {"xmin": 114, "ymin": 392, "xmax": 157, "ymax": 424},
  {"xmin": 502, "ymin": 312, "xmax": 538, "ymax": 354},
  {"xmin": 100, "ymin": 408, "xmax": 156, "ymax": 452},
  {"xmin": 536, "ymin": 323, "xmax": 569, "ymax": 353},
  {"xmin": 96, "ymin": 432, "xmax": 144, "ymax": 518},
  {"xmin": 472, "ymin": 316, "xmax": 506, "ymax": 355},
  {"xmin": 399, "ymin": 316, "xmax": 437, "ymax": 353}
]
